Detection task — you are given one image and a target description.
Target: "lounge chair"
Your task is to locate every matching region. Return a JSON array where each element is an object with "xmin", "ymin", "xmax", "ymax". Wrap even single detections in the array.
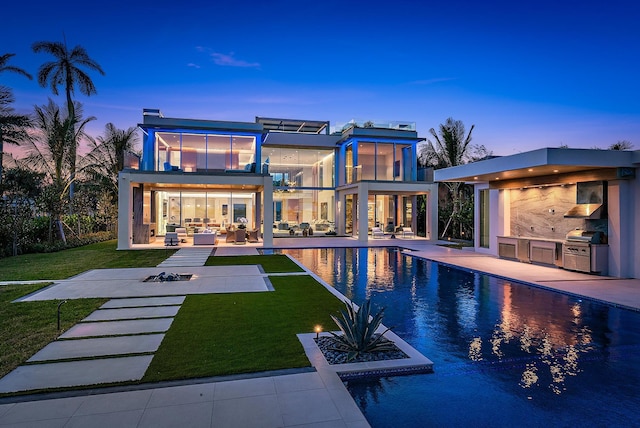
[
  {"xmin": 372, "ymin": 227, "xmax": 384, "ymax": 239},
  {"xmin": 164, "ymin": 232, "xmax": 179, "ymax": 246},
  {"xmin": 175, "ymin": 228, "xmax": 188, "ymax": 242},
  {"xmin": 402, "ymin": 227, "xmax": 415, "ymax": 238}
]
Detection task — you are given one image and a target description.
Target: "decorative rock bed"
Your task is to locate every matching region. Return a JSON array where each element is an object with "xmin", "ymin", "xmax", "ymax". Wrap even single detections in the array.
[
  {"xmin": 315, "ymin": 336, "xmax": 409, "ymax": 365},
  {"xmin": 143, "ymin": 272, "xmax": 193, "ymax": 282}
]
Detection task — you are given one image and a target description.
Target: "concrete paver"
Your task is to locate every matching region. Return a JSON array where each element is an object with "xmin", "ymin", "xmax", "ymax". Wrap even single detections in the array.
[
  {"xmin": 138, "ymin": 402, "xmax": 213, "ymax": 428},
  {"xmin": 59, "ymin": 318, "xmax": 173, "ymax": 338},
  {"xmin": 100, "ymin": 296, "xmax": 185, "ymax": 308},
  {"xmin": 0, "ymin": 356, "xmax": 153, "ymax": 393},
  {"xmin": 0, "ymin": 372, "xmax": 370, "ymax": 427},
  {"xmin": 82, "ymin": 306, "xmax": 180, "ymax": 321},
  {"xmin": 0, "ymin": 396, "xmax": 85, "ymax": 424},
  {"xmin": 16, "ymin": 266, "xmax": 268, "ymax": 301},
  {"xmin": 65, "ymin": 409, "xmax": 143, "ymax": 428},
  {"xmin": 157, "ymin": 247, "xmax": 212, "ymax": 268},
  {"xmin": 28, "ymin": 335, "xmax": 165, "ymax": 362}
]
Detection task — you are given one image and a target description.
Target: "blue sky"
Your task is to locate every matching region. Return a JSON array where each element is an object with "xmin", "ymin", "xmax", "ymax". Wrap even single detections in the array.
[{"xmin": 2, "ymin": 0, "xmax": 639, "ymax": 156}]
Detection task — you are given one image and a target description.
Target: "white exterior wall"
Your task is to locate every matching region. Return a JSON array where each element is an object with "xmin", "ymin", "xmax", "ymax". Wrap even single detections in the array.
[
  {"xmin": 608, "ymin": 180, "xmax": 635, "ymax": 278},
  {"xmin": 117, "ymin": 173, "xmax": 133, "ymax": 250}
]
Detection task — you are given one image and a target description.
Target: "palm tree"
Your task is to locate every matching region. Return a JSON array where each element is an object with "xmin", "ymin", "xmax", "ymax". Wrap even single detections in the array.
[
  {"xmin": 18, "ymin": 99, "xmax": 95, "ymax": 242},
  {"xmin": 82, "ymin": 123, "xmax": 139, "ymax": 202},
  {"xmin": 0, "ymin": 53, "xmax": 32, "ymax": 183},
  {"xmin": 0, "ymin": 53, "xmax": 33, "ymax": 80},
  {"xmin": 32, "ymin": 39, "xmax": 104, "ymax": 199},
  {"xmin": 419, "ymin": 118, "xmax": 487, "ymax": 238},
  {"xmin": 0, "ymin": 87, "xmax": 31, "ymax": 182}
]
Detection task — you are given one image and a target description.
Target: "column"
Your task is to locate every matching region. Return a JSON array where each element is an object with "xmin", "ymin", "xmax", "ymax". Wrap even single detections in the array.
[
  {"xmin": 358, "ymin": 184, "xmax": 368, "ymax": 242},
  {"xmin": 117, "ymin": 173, "xmax": 132, "ymax": 249}
]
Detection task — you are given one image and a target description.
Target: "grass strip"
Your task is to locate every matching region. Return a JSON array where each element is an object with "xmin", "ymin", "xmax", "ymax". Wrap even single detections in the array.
[
  {"xmin": 0, "ymin": 240, "xmax": 176, "ymax": 280},
  {"xmin": 204, "ymin": 254, "xmax": 304, "ymax": 273},
  {"xmin": 0, "ymin": 283, "xmax": 107, "ymax": 378},
  {"xmin": 144, "ymin": 275, "xmax": 342, "ymax": 382}
]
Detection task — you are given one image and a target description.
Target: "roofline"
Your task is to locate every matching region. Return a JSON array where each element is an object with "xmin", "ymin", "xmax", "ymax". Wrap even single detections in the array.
[{"xmin": 435, "ymin": 147, "xmax": 638, "ymax": 182}]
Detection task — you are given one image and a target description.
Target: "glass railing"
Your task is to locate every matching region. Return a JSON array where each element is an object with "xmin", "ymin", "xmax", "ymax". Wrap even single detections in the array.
[{"xmin": 337, "ymin": 119, "xmax": 416, "ymax": 132}]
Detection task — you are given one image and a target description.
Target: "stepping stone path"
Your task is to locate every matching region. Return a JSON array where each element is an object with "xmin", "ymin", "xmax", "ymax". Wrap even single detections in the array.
[
  {"xmin": 157, "ymin": 247, "xmax": 213, "ymax": 267},
  {"xmin": 0, "ymin": 296, "xmax": 186, "ymax": 394}
]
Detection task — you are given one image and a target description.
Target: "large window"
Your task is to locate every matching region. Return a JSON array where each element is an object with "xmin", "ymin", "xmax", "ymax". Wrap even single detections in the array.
[
  {"xmin": 272, "ymin": 189, "xmax": 334, "ymax": 232},
  {"xmin": 263, "ymin": 147, "xmax": 334, "ymax": 189},
  {"xmin": 155, "ymin": 132, "xmax": 256, "ymax": 172},
  {"xmin": 345, "ymin": 141, "xmax": 412, "ymax": 183},
  {"xmin": 479, "ymin": 189, "xmax": 490, "ymax": 248},
  {"xmin": 154, "ymin": 190, "xmax": 255, "ymax": 234}
]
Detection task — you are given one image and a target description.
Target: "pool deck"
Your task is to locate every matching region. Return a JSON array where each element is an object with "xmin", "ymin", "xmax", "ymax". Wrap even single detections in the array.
[{"xmin": 1, "ymin": 238, "xmax": 639, "ymax": 427}]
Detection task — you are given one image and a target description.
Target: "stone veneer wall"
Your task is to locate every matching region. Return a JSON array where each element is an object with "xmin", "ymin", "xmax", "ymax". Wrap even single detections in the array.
[{"xmin": 509, "ymin": 185, "xmax": 584, "ymax": 239}]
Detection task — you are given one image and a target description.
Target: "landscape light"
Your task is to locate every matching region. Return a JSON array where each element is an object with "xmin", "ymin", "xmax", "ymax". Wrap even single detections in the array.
[{"xmin": 314, "ymin": 325, "xmax": 323, "ymax": 340}]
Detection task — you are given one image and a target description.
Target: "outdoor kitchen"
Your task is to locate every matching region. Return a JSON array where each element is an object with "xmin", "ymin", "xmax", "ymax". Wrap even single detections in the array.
[{"xmin": 497, "ymin": 181, "xmax": 609, "ymax": 274}]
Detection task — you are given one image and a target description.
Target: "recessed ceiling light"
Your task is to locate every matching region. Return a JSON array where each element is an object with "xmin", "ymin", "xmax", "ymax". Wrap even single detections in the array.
[
  {"xmin": 528, "ymin": 168, "xmax": 533, "ymax": 172},
  {"xmin": 553, "ymin": 169, "xmax": 559, "ymax": 173},
  {"xmin": 473, "ymin": 176, "xmax": 478, "ymax": 180},
  {"xmin": 495, "ymin": 177, "xmax": 500, "ymax": 180}
]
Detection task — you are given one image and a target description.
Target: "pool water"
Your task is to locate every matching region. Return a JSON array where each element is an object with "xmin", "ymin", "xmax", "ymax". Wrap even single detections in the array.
[{"xmin": 278, "ymin": 247, "xmax": 640, "ymax": 427}]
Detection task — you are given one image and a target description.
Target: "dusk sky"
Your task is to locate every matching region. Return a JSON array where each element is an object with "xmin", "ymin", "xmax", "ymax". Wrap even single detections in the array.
[{"xmin": 2, "ymin": 0, "xmax": 639, "ymax": 156}]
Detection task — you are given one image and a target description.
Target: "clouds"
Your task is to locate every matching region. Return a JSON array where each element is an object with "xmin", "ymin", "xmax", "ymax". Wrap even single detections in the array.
[
  {"xmin": 210, "ymin": 52, "xmax": 260, "ymax": 68},
  {"xmin": 193, "ymin": 47, "xmax": 260, "ymax": 69},
  {"xmin": 410, "ymin": 77, "xmax": 457, "ymax": 85}
]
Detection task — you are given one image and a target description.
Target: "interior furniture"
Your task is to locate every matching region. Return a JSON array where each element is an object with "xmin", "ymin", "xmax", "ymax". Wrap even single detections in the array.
[{"xmin": 372, "ymin": 227, "xmax": 384, "ymax": 239}]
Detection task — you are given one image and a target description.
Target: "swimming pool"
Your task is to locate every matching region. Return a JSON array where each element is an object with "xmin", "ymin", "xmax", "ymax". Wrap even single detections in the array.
[{"xmin": 277, "ymin": 247, "xmax": 640, "ymax": 427}]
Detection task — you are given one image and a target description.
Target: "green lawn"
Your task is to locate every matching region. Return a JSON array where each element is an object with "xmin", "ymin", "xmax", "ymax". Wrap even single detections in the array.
[
  {"xmin": 0, "ymin": 240, "xmax": 176, "ymax": 280},
  {"xmin": 144, "ymin": 275, "xmax": 343, "ymax": 382},
  {"xmin": 0, "ymin": 283, "xmax": 107, "ymax": 378},
  {"xmin": 204, "ymin": 254, "xmax": 304, "ymax": 273}
]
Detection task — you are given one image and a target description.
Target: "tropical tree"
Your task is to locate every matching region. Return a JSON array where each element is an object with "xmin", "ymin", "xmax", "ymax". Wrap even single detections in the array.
[
  {"xmin": 81, "ymin": 123, "xmax": 139, "ymax": 202},
  {"xmin": 608, "ymin": 140, "xmax": 633, "ymax": 151},
  {"xmin": 419, "ymin": 118, "xmax": 490, "ymax": 239},
  {"xmin": 0, "ymin": 167, "xmax": 44, "ymax": 256},
  {"xmin": 17, "ymin": 99, "xmax": 95, "ymax": 242},
  {"xmin": 32, "ymin": 39, "xmax": 104, "ymax": 199},
  {"xmin": 0, "ymin": 53, "xmax": 32, "ymax": 182},
  {"xmin": 0, "ymin": 87, "xmax": 31, "ymax": 182},
  {"xmin": 0, "ymin": 53, "xmax": 33, "ymax": 80}
]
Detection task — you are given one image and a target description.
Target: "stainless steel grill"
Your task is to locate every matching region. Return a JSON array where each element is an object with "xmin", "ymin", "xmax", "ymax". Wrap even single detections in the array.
[{"xmin": 563, "ymin": 230, "xmax": 605, "ymax": 273}]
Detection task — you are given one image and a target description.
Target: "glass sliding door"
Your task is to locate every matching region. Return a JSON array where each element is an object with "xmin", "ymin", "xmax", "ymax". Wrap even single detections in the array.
[{"xmin": 479, "ymin": 189, "xmax": 490, "ymax": 248}]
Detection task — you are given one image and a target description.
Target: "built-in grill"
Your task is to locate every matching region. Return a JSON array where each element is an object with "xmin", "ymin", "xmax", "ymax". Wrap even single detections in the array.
[{"xmin": 563, "ymin": 230, "xmax": 606, "ymax": 274}]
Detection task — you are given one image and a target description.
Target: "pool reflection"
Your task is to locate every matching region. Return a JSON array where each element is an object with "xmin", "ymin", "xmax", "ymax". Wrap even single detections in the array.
[{"xmin": 279, "ymin": 247, "xmax": 640, "ymax": 427}]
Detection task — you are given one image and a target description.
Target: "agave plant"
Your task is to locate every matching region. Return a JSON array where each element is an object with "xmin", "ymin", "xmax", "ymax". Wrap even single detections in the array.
[{"xmin": 329, "ymin": 299, "xmax": 396, "ymax": 362}]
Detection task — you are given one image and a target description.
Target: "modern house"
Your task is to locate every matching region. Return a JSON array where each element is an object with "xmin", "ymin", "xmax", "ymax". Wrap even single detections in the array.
[
  {"xmin": 435, "ymin": 148, "xmax": 640, "ymax": 279},
  {"xmin": 117, "ymin": 110, "xmax": 438, "ymax": 249}
]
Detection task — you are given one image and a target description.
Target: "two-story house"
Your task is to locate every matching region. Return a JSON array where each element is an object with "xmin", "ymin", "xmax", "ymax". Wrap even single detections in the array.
[{"xmin": 116, "ymin": 110, "xmax": 438, "ymax": 248}]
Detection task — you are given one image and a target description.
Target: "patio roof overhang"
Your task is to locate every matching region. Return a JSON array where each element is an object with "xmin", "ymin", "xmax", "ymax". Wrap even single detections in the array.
[
  {"xmin": 121, "ymin": 170, "xmax": 266, "ymax": 192},
  {"xmin": 434, "ymin": 148, "xmax": 638, "ymax": 189}
]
